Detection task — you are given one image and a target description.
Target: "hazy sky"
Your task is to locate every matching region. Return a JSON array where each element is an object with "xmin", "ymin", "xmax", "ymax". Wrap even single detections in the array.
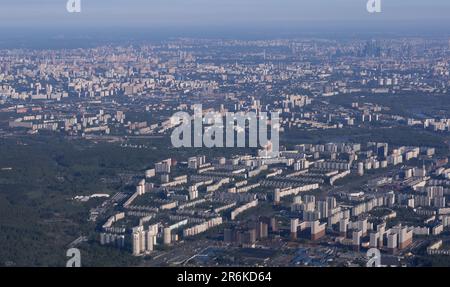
[{"xmin": 0, "ymin": 0, "xmax": 449, "ymax": 36}]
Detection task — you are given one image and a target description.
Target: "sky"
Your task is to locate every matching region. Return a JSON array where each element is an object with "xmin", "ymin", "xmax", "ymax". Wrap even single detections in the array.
[{"xmin": 0, "ymin": 0, "xmax": 449, "ymax": 39}]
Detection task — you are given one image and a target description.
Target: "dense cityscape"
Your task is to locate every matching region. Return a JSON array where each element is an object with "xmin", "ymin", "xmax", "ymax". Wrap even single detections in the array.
[{"xmin": 1, "ymin": 36, "xmax": 450, "ymax": 267}]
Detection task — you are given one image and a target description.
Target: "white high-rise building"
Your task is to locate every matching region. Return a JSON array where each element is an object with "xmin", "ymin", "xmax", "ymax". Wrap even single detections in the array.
[
  {"xmin": 352, "ymin": 230, "xmax": 362, "ymax": 246},
  {"xmin": 370, "ymin": 232, "xmax": 379, "ymax": 248},
  {"xmin": 164, "ymin": 227, "xmax": 172, "ymax": 245},
  {"xmin": 132, "ymin": 231, "xmax": 142, "ymax": 256}
]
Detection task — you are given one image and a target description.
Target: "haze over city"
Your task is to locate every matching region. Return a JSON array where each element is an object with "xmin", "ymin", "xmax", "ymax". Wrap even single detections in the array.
[{"xmin": 1, "ymin": 0, "xmax": 449, "ymax": 33}]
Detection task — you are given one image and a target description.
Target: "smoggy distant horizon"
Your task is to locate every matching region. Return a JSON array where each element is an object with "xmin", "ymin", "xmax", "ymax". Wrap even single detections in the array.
[
  {"xmin": 0, "ymin": 0, "xmax": 449, "ymax": 47},
  {"xmin": 0, "ymin": 0, "xmax": 449, "ymax": 28}
]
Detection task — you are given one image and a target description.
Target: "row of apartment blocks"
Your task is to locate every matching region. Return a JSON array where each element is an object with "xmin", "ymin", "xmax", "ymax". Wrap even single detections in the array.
[
  {"xmin": 96, "ymin": 140, "xmax": 447, "ymax": 257},
  {"xmin": 224, "ymin": 217, "xmax": 278, "ymax": 246},
  {"xmin": 273, "ymin": 184, "xmax": 320, "ymax": 204},
  {"xmin": 99, "ymin": 155, "xmax": 247, "ymax": 256},
  {"xmin": 289, "ymin": 188, "xmax": 450, "ymax": 253},
  {"xmin": 289, "ymin": 216, "xmax": 415, "ymax": 252}
]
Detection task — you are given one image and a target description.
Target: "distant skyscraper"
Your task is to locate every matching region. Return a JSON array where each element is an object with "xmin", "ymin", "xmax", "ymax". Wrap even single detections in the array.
[{"xmin": 363, "ymin": 40, "xmax": 381, "ymax": 57}]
